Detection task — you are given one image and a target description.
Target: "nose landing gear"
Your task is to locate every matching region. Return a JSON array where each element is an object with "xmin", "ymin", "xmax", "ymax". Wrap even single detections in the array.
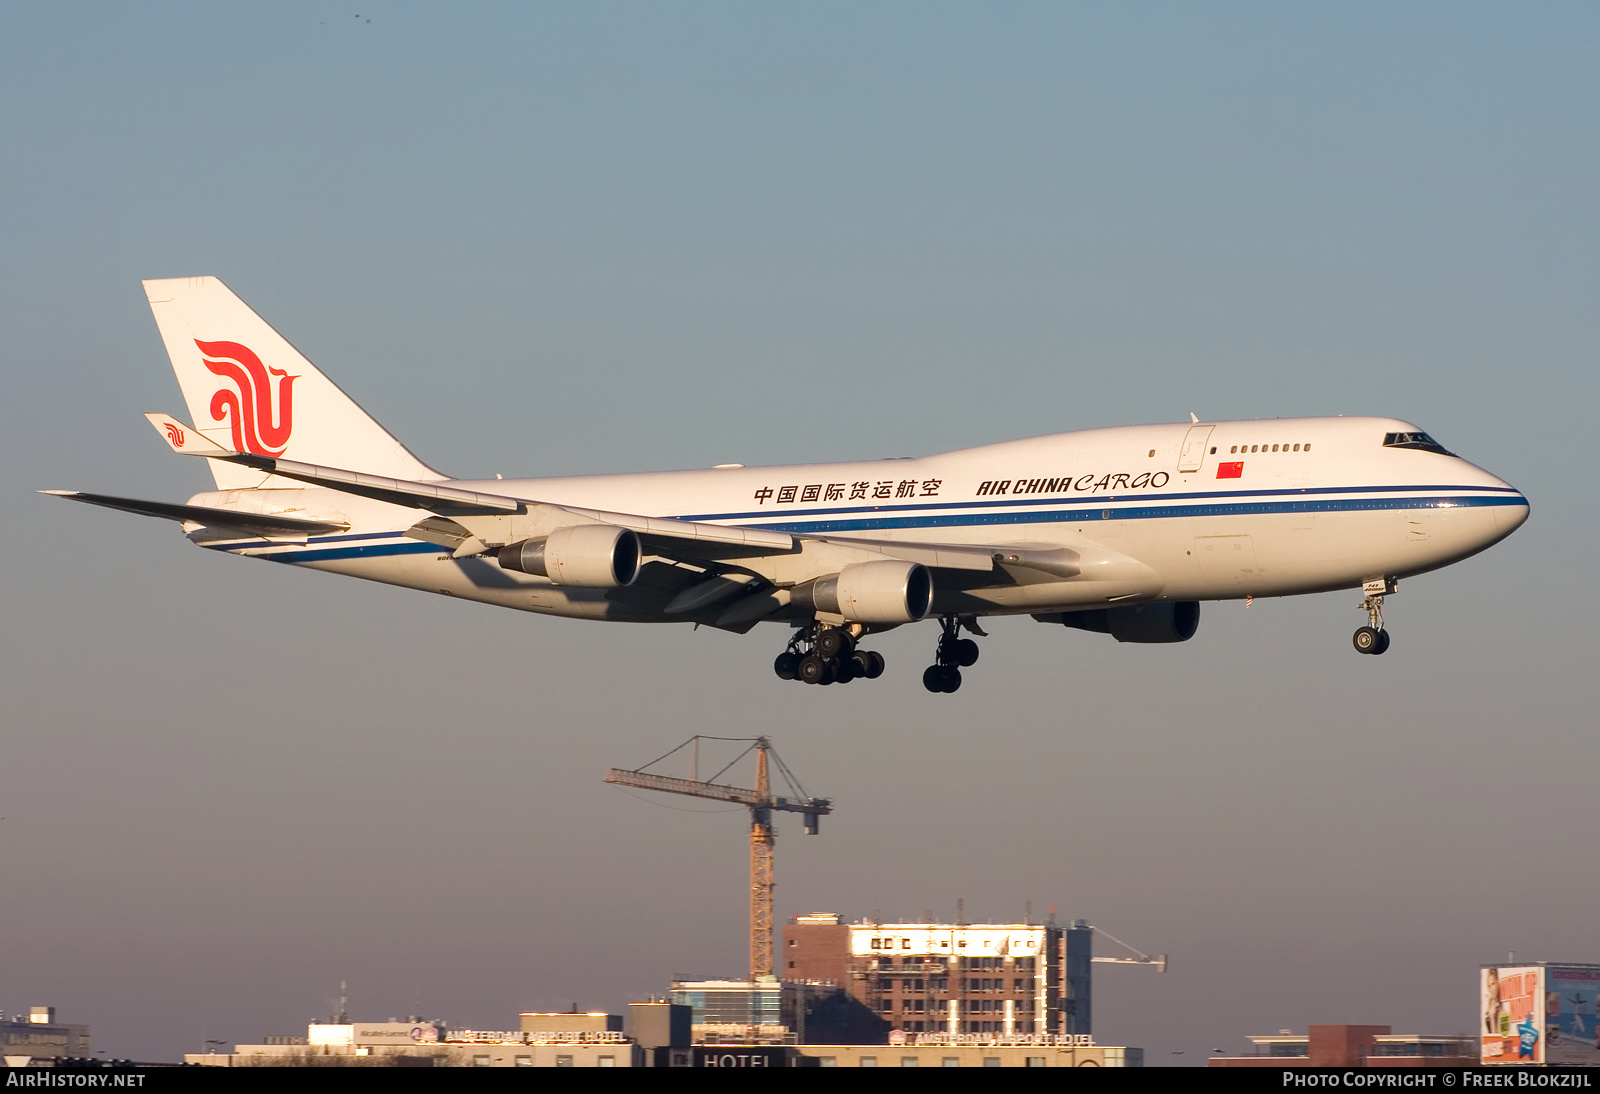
[
  {"xmin": 774, "ymin": 623, "xmax": 885, "ymax": 685},
  {"xmin": 1352, "ymin": 578, "xmax": 1397, "ymax": 655},
  {"xmin": 923, "ymin": 616, "xmax": 981, "ymax": 693}
]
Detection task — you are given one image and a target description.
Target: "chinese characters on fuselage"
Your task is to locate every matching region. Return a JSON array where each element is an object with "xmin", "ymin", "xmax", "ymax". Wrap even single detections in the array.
[
  {"xmin": 750, "ymin": 472, "xmax": 1171, "ymax": 505},
  {"xmin": 753, "ymin": 479, "xmax": 942, "ymax": 505}
]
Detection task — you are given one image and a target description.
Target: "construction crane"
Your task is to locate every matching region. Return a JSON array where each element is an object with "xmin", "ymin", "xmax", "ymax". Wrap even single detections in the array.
[
  {"xmin": 1089, "ymin": 924, "xmax": 1169, "ymax": 973},
  {"xmin": 604, "ymin": 736, "xmax": 831, "ymax": 982}
]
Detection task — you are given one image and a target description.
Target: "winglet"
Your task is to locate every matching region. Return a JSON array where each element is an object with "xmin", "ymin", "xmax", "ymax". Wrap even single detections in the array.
[{"xmin": 144, "ymin": 412, "xmax": 233, "ymax": 457}]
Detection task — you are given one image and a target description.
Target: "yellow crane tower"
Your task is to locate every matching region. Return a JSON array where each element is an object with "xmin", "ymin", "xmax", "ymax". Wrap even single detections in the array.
[{"xmin": 604, "ymin": 736, "xmax": 831, "ymax": 981}]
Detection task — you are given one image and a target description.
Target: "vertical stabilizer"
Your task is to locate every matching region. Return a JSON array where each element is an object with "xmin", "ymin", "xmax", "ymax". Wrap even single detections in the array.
[{"xmin": 143, "ymin": 277, "xmax": 443, "ymax": 490}]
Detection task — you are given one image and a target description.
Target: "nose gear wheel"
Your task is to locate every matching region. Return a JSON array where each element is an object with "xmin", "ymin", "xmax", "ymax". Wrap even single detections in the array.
[{"xmin": 1352, "ymin": 582, "xmax": 1395, "ymax": 655}]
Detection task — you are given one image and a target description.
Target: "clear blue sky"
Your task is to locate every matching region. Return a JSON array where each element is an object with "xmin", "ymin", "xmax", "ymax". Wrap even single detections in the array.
[{"xmin": 2, "ymin": 1, "xmax": 1595, "ymax": 1062}]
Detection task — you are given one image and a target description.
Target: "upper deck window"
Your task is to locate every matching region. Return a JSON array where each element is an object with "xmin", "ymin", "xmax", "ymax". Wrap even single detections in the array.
[{"xmin": 1383, "ymin": 431, "xmax": 1453, "ymax": 456}]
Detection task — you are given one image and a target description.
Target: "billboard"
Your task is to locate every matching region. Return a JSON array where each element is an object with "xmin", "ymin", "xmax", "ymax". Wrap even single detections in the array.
[
  {"xmin": 1482, "ymin": 964, "xmax": 1600, "ymax": 1066},
  {"xmin": 1545, "ymin": 966, "xmax": 1600, "ymax": 1067}
]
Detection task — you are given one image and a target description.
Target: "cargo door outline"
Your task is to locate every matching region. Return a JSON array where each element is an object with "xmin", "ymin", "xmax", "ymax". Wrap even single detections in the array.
[{"xmin": 1194, "ymin": 534, "xmax": 1261, "ymax": 588}]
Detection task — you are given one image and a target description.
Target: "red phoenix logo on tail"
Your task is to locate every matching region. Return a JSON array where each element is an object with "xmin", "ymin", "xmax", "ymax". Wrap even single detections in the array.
[
  {"xmin": 195, "ymin": 339, "xmax": 298, "ymax": 456},
  {"xmin": 165, "ymin": 422, "xmax": 185, "ymax": 448}
]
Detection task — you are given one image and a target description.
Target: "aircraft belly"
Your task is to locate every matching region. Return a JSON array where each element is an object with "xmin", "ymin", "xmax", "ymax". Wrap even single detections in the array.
[{"xmin": 1157, "ymin": 505, "xmax": 1511, "ymax": 599}]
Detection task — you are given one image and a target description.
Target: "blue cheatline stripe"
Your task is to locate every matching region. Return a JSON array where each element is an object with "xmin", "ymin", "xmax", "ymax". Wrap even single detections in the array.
[
  {"xmin": 205, "ymin": 541, "xmax": 441, "ymax": 563},
  {"xmin": 673, "ymin": 482, "xmax": 1521, "ymax": 524},
  {"xmin": 741, "ymin": 492, "xmax": 1525, "ymax": 535},
  {"xmin": 197, "ymin": 529, "xmax": 405, "ymax": 549},
  {"xmin": 298, "ymin": 530, "xmax": 408, "ymax": 545},
  {"xmin": 229, "ymin": 491, "xmax": 1525, "ymax": 564}
]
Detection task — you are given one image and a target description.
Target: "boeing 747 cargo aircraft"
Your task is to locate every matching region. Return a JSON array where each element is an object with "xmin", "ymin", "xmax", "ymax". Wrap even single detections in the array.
[{"xmin": 44, "ymin": 277, "xmax": 1529, "ymax": 692}]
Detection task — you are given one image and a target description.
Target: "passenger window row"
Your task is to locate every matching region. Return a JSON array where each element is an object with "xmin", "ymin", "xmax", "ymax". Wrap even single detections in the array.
[{"xmin": 1226, "ymin": 443, "xmax": 1311, "ymax": 454}]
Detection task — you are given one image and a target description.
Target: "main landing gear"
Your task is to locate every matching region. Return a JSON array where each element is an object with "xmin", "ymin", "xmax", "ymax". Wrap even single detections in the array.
[
  {"xmin": 773, "ymin": 623, "xmax": 886, "ymax": 686},
  {"xmin": 1352, "ymin": 578, "xmax": 1397, "ymax": 656},
  {"xmin": 923, "ymin": 616, "xmax": 981, "ymax": 693}
]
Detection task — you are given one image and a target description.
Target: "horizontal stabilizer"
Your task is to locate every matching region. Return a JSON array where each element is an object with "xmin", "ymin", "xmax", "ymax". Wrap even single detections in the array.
[
  {"xmin": 145, "ymin": 412, "xmax": 234, "ymax": 457},
  {"xmin": 39, "ymin": 490, "xmax": 350, "ymax": 536}
]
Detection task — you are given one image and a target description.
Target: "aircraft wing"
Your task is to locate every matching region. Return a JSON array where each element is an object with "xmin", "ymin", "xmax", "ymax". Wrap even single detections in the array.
[
  {"xmin": 804, "ymin": 536, "xmax": 1014, "ymax": 573},
  {"xmin": 143, "ymin": 411, "xmax": 795, "ymax": 555},
  {"xmin": 138, "ymin": 412, "xmax": 1102, "ymax": 582},
  {"xmin": 39, "ymin": 490, "xmax": 351, "ymax": 537}
]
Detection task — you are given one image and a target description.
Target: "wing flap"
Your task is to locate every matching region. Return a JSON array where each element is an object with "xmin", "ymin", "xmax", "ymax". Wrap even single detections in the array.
[
  {"xmin": 810, "ymin": 535, "xmax": 997, "ymax": 572},
  {"xmin": 229, "ymin": 454, "xmax": 525, "ymax": 513}
]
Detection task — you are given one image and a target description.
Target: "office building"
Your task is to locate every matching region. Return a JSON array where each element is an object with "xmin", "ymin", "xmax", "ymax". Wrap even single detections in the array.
[{"xmin": 781, "ymin": 913, "xmax": 1093, "ymax": 1037}]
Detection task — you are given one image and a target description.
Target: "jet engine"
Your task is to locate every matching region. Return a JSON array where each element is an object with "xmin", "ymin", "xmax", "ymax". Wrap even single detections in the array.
[
  {"xmin": 1055, "ymin": 601, "xmax": 1200, "ymax": 643},
  {"xmin": 497, "ymin": 524, "xmax": 641, "ymax": 587},
  {"xmin": 792, "ymin": 559, "xmax": 933, "ymax": 624}
]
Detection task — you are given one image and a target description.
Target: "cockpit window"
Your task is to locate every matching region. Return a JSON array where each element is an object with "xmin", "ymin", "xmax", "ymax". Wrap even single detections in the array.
[{"xmin": 1383, "ymin": 431, "xmax": 1453, "ymax": 456}]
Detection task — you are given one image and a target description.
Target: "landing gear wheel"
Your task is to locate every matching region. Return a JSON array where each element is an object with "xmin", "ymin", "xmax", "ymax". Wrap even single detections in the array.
[
  {"xmin": 815, "ymin": 628, "xmax": 853, "ymax": 660},
  {"xmin": 1352, "ymin": 582, "xmax": 1395, "ymax": 656},
  {"xmin": 798, "ymin": 653, "xmax": 829, "ymax": 683},
  {"xmin": 954, "ymin": 638, "xmax": 979, "ymax": 667},
  {"xmin": 779, "ymin": 621, "xmax": 884, "ymax": 687},
  {"xmin": 929, "ymin": 616, "xmax": 981, "ymax": 691}
]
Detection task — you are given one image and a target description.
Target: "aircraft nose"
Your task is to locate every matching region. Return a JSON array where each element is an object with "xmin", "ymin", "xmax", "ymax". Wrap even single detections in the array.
[{"xmin": 1492, "ymin": 494, "xmax": 1530, "ymax": 538}]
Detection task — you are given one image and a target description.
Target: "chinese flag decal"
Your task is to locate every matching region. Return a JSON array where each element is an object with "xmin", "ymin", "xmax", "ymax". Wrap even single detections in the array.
[{"xmin": 1217, "ymin": 462, "xmax": 1244, "ymax": 479}]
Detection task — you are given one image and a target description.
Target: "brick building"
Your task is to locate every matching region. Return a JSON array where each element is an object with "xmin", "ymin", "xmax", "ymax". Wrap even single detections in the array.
[{"xmin": 781, "ymin": 913, "xmax": 1093, "ymax": 1037}]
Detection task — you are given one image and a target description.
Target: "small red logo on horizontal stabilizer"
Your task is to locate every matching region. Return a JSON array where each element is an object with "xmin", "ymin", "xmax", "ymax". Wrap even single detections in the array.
[
  {"xmin": 1217, "ymin": 462, "xmax": 1244, "ymax": 479},
  {"xmin": 165, "ymin": 422, "xmax": 185, "ymax": 448}
]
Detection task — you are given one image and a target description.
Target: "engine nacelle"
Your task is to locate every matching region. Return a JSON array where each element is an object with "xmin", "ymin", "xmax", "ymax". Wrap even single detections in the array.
[
  {"xmin": 794, "ymin": 559, "xmax": 934, "ymax": 624},
  {"xmin": 497, "ymin": 524, "xmax": 641, "ymax": 588},
  {"xmin": 1057, "ymin": 601, "xmax": 1200, "ymax": 643}
]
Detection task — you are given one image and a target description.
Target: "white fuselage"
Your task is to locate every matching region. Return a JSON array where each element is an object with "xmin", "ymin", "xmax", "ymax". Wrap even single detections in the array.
[{"xmin": 187, "ymin": 416, "xmax": 1528, "ymax": 625}]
